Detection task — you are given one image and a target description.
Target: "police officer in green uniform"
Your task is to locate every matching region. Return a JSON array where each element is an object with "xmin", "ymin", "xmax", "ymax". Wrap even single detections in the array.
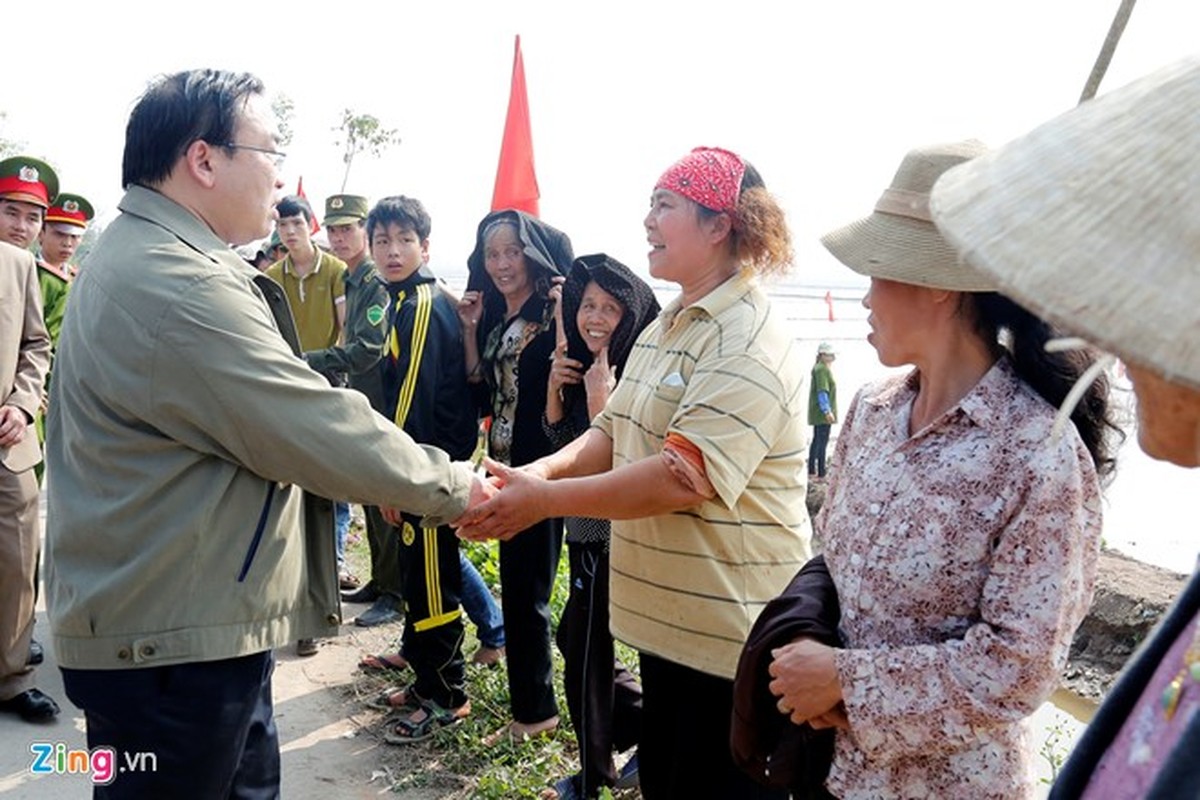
[
  {"xmin": 305, "ymin": 194, "xmax": 395, "ymax": 611},
  {"xmin": 0, "ymin": 156, "xmax": 58, "ymax": 252},
  {"xmin": 39, "ymin": 193, "xmax": 94, "ymax": 338},
  {"xmin": 305, "ymin": 194, "xmax": 387, "ymax": 399},
  {"xmin": 34, "ymin": 193, "xmax": 93, "ymax": 483}
]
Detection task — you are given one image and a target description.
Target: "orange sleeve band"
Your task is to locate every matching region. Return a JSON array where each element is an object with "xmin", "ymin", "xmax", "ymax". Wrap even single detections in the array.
[
  {"xmin": 662, "ymin": 432, "xmax": 716, "ymax": 500},
  {"xmin": 664, "ymin": 432, "xmax": 706, "ymax": 474}
]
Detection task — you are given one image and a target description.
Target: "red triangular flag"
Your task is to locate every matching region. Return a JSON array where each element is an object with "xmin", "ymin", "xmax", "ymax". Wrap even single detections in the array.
[
  {"xmin": 491, "ymin": 35, "xmax": 540, "ymax": 216},
  {"xmin": 825, "ymin": 291, "xmax": 836, "ymax": 322},
  {"xmin": 296, "ymin": 177, "xmax": 320, "ymax": 235}
]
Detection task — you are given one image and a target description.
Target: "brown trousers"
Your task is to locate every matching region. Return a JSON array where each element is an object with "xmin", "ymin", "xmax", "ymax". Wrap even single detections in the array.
[{"xmin": 0, "ymin": 467, "xmax": 39, "ymax": 699}]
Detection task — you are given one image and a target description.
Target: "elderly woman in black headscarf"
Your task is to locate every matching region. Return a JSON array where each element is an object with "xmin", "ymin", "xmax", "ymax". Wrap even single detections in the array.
[
  {"xmin": 457, "ymin": 209, "xmax": 574, "ymax": 742},
  {"xmin": 540, "ymin": 254, "xmax": 660, "ymax": 800}
]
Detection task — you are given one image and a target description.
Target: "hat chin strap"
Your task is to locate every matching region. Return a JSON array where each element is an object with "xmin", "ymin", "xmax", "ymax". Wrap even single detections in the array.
[{"xmin": 1044, "ymin": 336, "xmax": 1117, "ymax": 440}]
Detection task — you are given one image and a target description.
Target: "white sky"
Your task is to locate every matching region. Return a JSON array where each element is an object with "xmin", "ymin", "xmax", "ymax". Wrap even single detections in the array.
[
  {"xmin": 2, "ymin": 0, "xmax": 1197, "ymax": 288},
  {"xmin": 3, "ymin": 2, "xmax": 1195, "ymax": 571}
]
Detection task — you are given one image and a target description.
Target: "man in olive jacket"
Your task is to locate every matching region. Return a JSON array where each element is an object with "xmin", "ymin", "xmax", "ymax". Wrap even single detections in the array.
[{"xmin": 44, "ymin": 69, "xmax": 488, "ymax": 799}]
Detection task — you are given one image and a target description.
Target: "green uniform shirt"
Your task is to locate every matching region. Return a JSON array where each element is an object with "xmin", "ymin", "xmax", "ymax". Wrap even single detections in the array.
[
  {"xmin": 808, "ymin": 360, "xmax": 837, "ymax": 425},
  {"xmin": 304, "ymin": 257, "xmax": 388, "ymax": 401},
  {"xmin": 38, "ymin": 262, "xmax": 73, "ymax": 347}
]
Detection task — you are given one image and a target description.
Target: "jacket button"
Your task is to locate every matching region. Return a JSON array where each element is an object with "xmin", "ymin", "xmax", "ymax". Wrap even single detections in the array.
[
  {"xmin": 326, "ymin": 613, "xmax": 341, "ymax": 625},
  {"xmin": 117, "ymin": 647, "xmax": 131, "ymax": 660},
  {"xmin": 140, "ymin": 645, "xmax": 156, "ymax": 658}
]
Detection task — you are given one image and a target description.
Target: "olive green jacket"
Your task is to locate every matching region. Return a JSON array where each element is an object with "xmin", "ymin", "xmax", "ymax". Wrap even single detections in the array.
[{"xmin": 46, "ymin": 186, "xmax": 472, "ymax": 669}]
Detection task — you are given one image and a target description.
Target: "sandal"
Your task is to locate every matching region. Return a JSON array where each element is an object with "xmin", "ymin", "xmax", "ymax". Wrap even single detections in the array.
[
  {"xmin": 383, "ymin": 699, "xmax": 470, "ymax": 744},
  {"xmin": 482, "ymin": 715, "xmax": 559, "ymax": 747},
  {"xmin": 358, "ymin": 652, "xmax": 409, "ymax": 673},
  {"xmin": 368, "ymin": 684, "xmax": 422, "ymax": 712}
]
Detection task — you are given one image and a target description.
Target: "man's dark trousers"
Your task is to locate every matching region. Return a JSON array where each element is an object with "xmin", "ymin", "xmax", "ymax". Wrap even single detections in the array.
[{"xmin": 61, "ymin": 651, "xmax": 279, "ymax": 799}]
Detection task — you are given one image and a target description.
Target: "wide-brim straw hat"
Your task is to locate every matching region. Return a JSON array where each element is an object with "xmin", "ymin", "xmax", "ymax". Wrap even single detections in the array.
[
  {"xmin": 931, "ymin": 55, "xmax": 1200, "ymax": 390},
  {"xmin": 821, "ymin": 139, "xmax": 998, "ymax": 292}
]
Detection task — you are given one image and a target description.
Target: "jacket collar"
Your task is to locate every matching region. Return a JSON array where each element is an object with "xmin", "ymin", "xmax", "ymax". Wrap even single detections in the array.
[
  {"xmin": 38, "ymin": 259, "xmax": 74, "ymax": 282},
  {"xmin": 117, "ymin": 185, "xmax": 261, "ymax": 282},
  {"xmin": 385, "ymin": 263, "xmax": 436, "ymax": 297},
  {"xmin": 346, "ymin": 257, "xmax": 377, "ymax": 286}
]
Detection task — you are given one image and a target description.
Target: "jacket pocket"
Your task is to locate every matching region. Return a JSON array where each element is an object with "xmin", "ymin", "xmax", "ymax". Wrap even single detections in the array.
[{"xmin": 237, "ymin": 483, "xmax": 277, "ymax": 582}]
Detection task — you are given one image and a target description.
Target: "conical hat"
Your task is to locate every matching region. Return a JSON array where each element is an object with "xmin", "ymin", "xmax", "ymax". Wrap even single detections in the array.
[{"xmin": 931, "ymin": 55, "xmax": 1200, "ymax": 389}]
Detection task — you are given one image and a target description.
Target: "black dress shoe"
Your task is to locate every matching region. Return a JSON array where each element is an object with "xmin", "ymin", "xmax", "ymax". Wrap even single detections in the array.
[
  {"xmin": 354, "ymin": 594, "xmax": 402, "ymax": 627},
  {"xmin": 27, "ymin": 639, "xmax": 44, "ymax": 666},
  {"xmin": 0, "ymin": 688, "xmax": 60, "ymax": 722},
  {"xmin": 342, "ymin": 582, "xmax": 379, "ymax": 604}
]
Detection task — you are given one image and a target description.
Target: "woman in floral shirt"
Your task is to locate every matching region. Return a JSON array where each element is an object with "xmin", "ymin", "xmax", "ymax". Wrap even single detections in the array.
[
  {"xmin": 929, "ymin": 57, "xmax": 1200, "ymax": 800},
  {"xmin": 766, "ymin": 140, "xmax": 1122, "ymax": 799}
]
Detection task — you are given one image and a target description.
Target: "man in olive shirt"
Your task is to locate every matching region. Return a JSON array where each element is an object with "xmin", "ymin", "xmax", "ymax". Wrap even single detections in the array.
[{"xmin": 265, "ymin": 194, "xmax": 347, "ymax": 358}]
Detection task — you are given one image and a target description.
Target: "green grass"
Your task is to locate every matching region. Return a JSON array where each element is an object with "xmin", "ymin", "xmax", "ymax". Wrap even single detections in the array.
[{"xmin": 343, "ymin": 515, "xmax": 639, "ymax": 798}]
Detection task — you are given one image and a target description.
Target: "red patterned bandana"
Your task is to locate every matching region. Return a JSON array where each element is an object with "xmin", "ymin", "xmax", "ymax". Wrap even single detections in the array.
[{"xmin": 654, "ymin": 147, "xmax": 746, "ymax": 216}]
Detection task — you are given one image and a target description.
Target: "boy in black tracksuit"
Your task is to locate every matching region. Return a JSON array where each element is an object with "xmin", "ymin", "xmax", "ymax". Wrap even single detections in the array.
[{"xmin": 367, "ymin": 196, "xmax": 478, "ymax": 739}]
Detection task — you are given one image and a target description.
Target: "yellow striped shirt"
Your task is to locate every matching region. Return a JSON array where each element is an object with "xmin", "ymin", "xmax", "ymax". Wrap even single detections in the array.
[{"xmin": 594, "ymin": 271, "xmax": 812, "ymax": 679}]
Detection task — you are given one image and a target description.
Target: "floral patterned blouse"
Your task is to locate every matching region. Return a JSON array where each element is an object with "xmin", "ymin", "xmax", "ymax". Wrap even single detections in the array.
[
  {"xmin": 485, "ymin": 315, "xmax": 545, "ymax": 466},
  {"xmin": 820, "ymin": 358, "xmax": 1103, "ymax": 799}
]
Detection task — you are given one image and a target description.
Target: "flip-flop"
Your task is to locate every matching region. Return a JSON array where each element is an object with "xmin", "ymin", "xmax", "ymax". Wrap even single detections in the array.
[
  {"xmin": 368, "ymin": 685, "xmax": 422, "ymax": 712},
  {"xmin": 358, "ymin": 652, "xmax": 409, "ymax": 673},
  {"xmin": 383, "ymin": 699, "xmax": 470, "ymax": 745}
]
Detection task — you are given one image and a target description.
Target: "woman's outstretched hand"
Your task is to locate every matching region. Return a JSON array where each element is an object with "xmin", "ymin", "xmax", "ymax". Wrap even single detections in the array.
[{"xmin": 454, "ymin": 457, "xmax": 552, "ymax": 542}]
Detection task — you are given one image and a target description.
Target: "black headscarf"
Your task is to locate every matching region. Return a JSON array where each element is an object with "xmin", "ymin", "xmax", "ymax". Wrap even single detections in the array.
[
  {"xmin": 561, "ymin": 253, "xmax": 660, "ymax": 380},
  {"xmin": 465, "ymin": 209, "xmax": 575, "ymax": 343}
]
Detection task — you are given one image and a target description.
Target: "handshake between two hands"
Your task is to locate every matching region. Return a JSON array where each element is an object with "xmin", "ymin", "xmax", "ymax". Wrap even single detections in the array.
[{"xmin": 400, "ymin": 457, "xmax": 550, "ymax": 542}]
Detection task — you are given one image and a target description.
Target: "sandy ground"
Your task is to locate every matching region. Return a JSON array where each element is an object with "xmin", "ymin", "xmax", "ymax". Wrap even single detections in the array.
[{"xmin": 0, "ymin": 598, "xmax": 427, "ymax": 799}]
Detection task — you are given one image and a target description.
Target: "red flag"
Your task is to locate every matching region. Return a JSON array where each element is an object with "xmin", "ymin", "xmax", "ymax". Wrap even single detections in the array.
[
  {"xmin": 296, "ymin": 177, "xmax": 320, "ymax": 235},
  {"xmin": 825, "ymin": 291, "xmax": 836, "ymax": 322},
  {"xmin": 491, "ymin": 35, "xmax": 540, "ymax": 216}
]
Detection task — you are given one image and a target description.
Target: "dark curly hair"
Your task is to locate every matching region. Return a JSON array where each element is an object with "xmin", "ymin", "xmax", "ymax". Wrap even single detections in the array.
[{"xmin": 965, "ymin": 292, "xmax": 1123, "ymax": 482}]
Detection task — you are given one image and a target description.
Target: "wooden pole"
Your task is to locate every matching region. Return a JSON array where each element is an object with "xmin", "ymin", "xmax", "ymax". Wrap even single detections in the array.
[{"xmin": 1079, "ymin": 0, "xmax": 1139, "ymax": 103}]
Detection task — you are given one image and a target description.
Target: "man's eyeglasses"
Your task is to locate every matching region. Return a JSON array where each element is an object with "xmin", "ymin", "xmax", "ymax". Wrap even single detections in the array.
[{"xmin": 222, "ymin": 143, "xmax": 287, "ymax": 168}]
